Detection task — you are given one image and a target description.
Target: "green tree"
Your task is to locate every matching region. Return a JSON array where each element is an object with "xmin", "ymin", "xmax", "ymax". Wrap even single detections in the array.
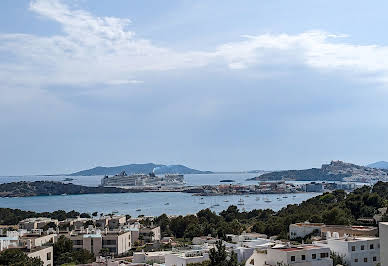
[
  {"xmin": 209, "ymin": 241, "xmax": 237, "ymax": 266},
  {"xmin": 0, "ymin": 249, "xmax": 43, "ymax": 266},
  {"xmin": 331, "ymin": 252, "xmax": 349, "ymax": 266}
]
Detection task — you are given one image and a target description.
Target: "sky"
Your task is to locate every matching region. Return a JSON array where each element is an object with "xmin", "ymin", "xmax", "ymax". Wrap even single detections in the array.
[{"xmin": 1, "ymin": 0, "xmax": 388, "ymax": 175}]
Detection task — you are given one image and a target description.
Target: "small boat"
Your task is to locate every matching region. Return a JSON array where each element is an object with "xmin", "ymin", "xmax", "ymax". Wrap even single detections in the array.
[
  {"xmin": 245, "ymin": 195, "xmax": 250, "ymax": 198},
  {"xmin": 136, "ymin": 209, "xmax": 141, "ymax": 212},
  {"xmin": 282, "ymin": 196, "xmax": 288, "ymax": 198},
  {"xmin": 256, "ymin": 197, "xmax": 260, "ymax": 201},
  {"xmin": 61, "ymin": 193, "xmax": 67, "ymax": 196},
  {"xmin": 214, "ymin": 203, "xmax": 220, "ymax": 207},
  {"xmin": 224, "ymin": 200, "xmax": 229, "ymax": 202},
  {"xmin": 238, "ymin": 199, "xmax": 244, "ymax": 205},
  {"xmin": 164, "ymin": 203, "xmax": 170, "ymax": 205},
  {"xmin": 293, "ymin": 195, "xmax": 296, "ymax": 198},
  {"xmin": 112, "ymin": 210, "xmax": 118, "ymax": 214},
  {"xmin": 264, "ymin": 199, "xmax": 272, "ymax": 203}
]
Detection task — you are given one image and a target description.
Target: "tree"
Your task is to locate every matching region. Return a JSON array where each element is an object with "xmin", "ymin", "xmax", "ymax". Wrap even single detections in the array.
[
  {"xmin": 92, "ymin": 211, "xmax": 98, "ymax": 217},
  {"xmin": 80, "ymin": 212, "xmax": 91, "ymax": 218},
  {"xmin": 331, "ymin": 252, "xmax": 349, "ymax": 266},
  {"xmin": 0, "ymin": 249, "xmax": 43, "ymax": 266},
  {"xmin": 209, "ymin": 241, "xmax": 237, "ymax": 266},
  {"xmin": 53, "ymin": 235, "xmax": 94, "ymax": 265},
  {"xmin": 53, "ymin": 235, "xmax": 73, "ymax": 264}
]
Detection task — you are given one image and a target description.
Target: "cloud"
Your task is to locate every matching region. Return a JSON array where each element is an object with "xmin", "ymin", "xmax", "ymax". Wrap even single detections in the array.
[{"xmin": 1, "ymin": 0, "xmax": 388, "ymax": 98}]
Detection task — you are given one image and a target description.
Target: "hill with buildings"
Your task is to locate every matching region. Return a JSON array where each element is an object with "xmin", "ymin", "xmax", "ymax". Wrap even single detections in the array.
[
  {"xmin": 70, "ymin": 163, "xmax": 213, "ymax": 176},
  {"xmin": 249, "ymin": 160, "xmax": 388, "ymax": 182}
]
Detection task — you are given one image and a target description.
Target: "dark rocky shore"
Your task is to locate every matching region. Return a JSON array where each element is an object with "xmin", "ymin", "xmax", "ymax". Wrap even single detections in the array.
[{"xmin": 0, "ymin": 181, "xmax": 129, "ymax": 197}]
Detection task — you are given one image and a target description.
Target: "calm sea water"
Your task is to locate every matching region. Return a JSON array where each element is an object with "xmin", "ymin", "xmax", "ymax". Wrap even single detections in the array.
[{"xmin": 0, "ymin": 173, "xmax": 320, "ymax": 216}]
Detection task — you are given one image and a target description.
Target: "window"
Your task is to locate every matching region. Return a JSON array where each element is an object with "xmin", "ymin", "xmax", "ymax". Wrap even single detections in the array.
[
  {"xmin": 352, "ymin": 246, "xmax": 356, "ymax": 251},
  {"xmin": 291, "ymin": 256, "xmax": 295, "ymax": 262},
  {"xmin": 312, "ymin": 254, "xmax": 316, "ymax": 259},
  {"xmin": 301, "ymin": 255, "xmax": 305, "ymax": 261},
  {"xmin": 47, "ymin": 252, "xmax": 51, "ymax": 261},
  {"xmin": 103, "ymin": 239, "xmax": 117, "ymax": 245},
  {"xmin": 320, "ymin": 253, "xmax": 329, "ymax": 258},
  {"xmin": 72, "ymin": 240, "xmax": 83, "ymax": 245},
  {"xmin": 364, "ymin": 258, "xmax": 368, "ymax": 263},
  {"xmin": 361, "ymin": 245, "xmax": 364, "ymax": 250},
  {"xmin": 373, "ymin": 257, "xmax": 377, "ymax": 262},
  {"xmin": 370, "ymin": 244, "xmax": 374, "ymax": 249},
  {"xmin": 355, "ymin": 259, "xmax": 358, "ymax": 262}
]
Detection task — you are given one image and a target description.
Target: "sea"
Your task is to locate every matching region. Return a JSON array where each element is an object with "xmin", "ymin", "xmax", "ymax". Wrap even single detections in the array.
[{"xmin": 0, "ymin": 173, "xmax": 322, "ymax": 217}]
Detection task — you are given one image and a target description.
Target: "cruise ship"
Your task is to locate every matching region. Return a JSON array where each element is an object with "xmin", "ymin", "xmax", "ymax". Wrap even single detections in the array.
[{"xmin": 101, "ymin": 171, "xmax": 184, "ymax": 187}]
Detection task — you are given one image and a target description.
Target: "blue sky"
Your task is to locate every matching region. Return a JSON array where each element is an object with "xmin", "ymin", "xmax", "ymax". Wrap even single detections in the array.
[{"xmin": 1, "ymin": 0, "xmax": 388, "ymax": 175}]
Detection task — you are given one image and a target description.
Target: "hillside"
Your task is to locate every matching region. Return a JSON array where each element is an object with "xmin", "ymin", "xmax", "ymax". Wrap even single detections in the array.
[
  {"xmin": 70, "ymin": 163, "xmax": 212, "ymax": 176},
  {"xmin": 0, "ymin": 181, "xmax": 129, "ymax": 197},
  {"xmin": 249, "ymin": 160, "xmax": 388, "ymax": 182},
  {"xmin": 367, "ymin": 161, "xmax": 388, "ymax": 169}
]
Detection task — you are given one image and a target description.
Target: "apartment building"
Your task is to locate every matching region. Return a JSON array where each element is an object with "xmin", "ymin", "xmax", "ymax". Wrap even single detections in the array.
[
  {"xmin": 379, "ymin": 222, "xmax": 388, "ymax": 266},
  {"xmin": 140, "ymin": 226, "xmax": 161, "ymax": 242},
  {"xmin": 247, "ymin": 244, "xmax": 332, "ymax": 266},
  {"xmin": 18, "ymin": 218, "xmax": 58, "ymax": 230},
  {"xmin": 108, "ymin": 216, "xmax": 127, "ymax": 229},
  {"xmin": 69, "ymin": 230, "xmax": 131, "ymax": 255},
  {"xmin": 27, "ymin": 246, "xmax": 53, "ymax": 266},
  {"xmin": 314, "ymin": 237, "xmax": 380, "ymax": 266}
]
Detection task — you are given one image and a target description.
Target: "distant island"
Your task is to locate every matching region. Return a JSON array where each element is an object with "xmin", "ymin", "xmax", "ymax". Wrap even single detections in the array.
[
  {"xmin": 0, "ymin": 181, "xmax": 130, "ymax": 197},
  {"xmin": 249, "ymin": 160, "xmax": 388, "ymax": 182},
  {"xmin": 70, "ymin": 163, "xmax": 213, "ymax": 176},
  {"xmin": 367, "ymin": 161, "xmax": 388, "ymax": 169}
]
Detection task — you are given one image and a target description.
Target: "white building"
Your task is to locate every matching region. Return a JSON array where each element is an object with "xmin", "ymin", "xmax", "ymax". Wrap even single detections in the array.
[
  {"xmin": 133, "ymin": 251, "xmax": 172, "ymax": 264},
  {"xmin": 289, "ymin": 223, "xmax": 324, "ymax": 239},
  {"xmin": 246, "ymin": 244, "xmax": 332, "ymax": 266},
  {"xmin": 314, "ymin": 236, "xmax": 380, "ymax": 266},
  {"xmin": 165, "ymin": 250, "xmax": 210, "ymax": 266},
  {"xmin": 379, "ymin": 222, "xmax": 388, "ymax": 266}
]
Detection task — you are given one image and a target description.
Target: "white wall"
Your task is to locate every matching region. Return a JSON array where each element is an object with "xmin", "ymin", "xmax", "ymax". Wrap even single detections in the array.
[{"xmin": 379, "ymin": 223, "xmax": 388, "ymax": 266}]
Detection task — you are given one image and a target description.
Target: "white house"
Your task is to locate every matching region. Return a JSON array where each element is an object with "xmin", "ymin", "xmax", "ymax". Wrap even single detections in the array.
[
  {"xmin": 246, "ymin": 244, "xmax": 332, "ymax": 266},
  {"xmin": 289, "ymin": 222, "xmax": 324, "ymax": 239},
  {"xmin": 379, "ymin": 222, "xmax": 388, "ymax": 266},
  {"xmin": 314, "ymin": 236, "xmax": 380, "ymax": 266},
  {"xmin": 165, "ymin": 250, "xmax": 210, "ymax": 266}
]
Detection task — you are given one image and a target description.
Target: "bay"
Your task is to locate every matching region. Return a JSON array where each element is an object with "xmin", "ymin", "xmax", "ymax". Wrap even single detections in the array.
[{"xmin": 0, "ymin": 173, "xmax": 321, "ymax": 216}]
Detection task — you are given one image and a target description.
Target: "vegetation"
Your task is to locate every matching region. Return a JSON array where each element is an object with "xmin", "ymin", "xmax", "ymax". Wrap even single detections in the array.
[
  {"xmin": 0, "ymin": 181, "xmax": 129, "ymax": 197},
  {"xmin": 53, "ymin": 235, "xmax": 94, "ymax": 265},
  {"xmin": 0, "ymin": 248, "xmax": 43, "ymax": 266},
  {"xmin": 155, "ymin": 182, "xmax": 388, "ymax": 240},
  {"xmin": 330, "ymin": 252, "xmax": 349, "ymax": 266},
  {"xmin": 1, "ymin": 182, "xmax": 387, "ymax": 244}
]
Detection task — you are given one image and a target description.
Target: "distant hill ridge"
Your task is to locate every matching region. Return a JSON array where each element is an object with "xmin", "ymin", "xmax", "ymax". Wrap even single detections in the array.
[
  {"xmin": 367, "ymin": 161, "xmax": 388, "ymax": 169},
  {"xmin": 249, "ymin": 160, "xmax": 388, "ymax": 182},
  {"xmin": 70, "ymin": 163, "xmax": 213, "ymax": 176}
]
